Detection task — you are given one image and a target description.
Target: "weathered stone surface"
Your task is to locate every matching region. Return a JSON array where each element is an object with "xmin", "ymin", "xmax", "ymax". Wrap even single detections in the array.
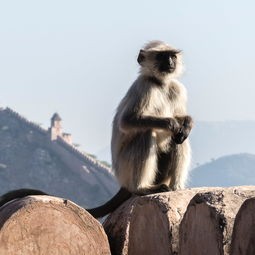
[
  {"xmin": 180, "ymin": 187, "xmax": 255, "ymax": 255},
  {"xmin": 0, "ymin": 196, "xmax": 110, "ymax": 255},
  {"xmin": 104, "ymin": 188, "xmax": 201, "ymax": 255},
  {"xmin": 231, "ymin": 197, "xmax": 255, "ymax": 255},
  {"xmin": 104, "ymin": 186, "xmax": 255, "ymax": 255}
]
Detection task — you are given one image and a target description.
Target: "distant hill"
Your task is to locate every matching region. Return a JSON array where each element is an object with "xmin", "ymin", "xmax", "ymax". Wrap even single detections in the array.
[
  {"xmin": 189, "ymin": 153, "xmax": 255, "ymax": 187},
  {"xmin": 190, "ymin": 121, "xmax": 255, "ymax": 166},
  {"xmin": 0, "ymin": 107, "xmax": 118, "ymax": 208}
]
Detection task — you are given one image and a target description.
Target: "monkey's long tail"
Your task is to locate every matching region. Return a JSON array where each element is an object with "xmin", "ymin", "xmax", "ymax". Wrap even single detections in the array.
[
  {"xmin": 86, "ymin": 187, "xmax": 132, "ymax": 218},
  {"xmin": 0, "ymin": 188, "xmax": 48, "ymax": 208},
  {"xmin": 0, "ymin": 188, "xmax": 132, "ymax": 219}
]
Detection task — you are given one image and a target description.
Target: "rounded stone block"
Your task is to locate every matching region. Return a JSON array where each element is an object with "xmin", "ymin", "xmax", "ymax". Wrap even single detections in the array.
[
  {"xmin": 0, "ymin": 195, "xmax": 110, "ymax": 255},
  {"xmin": 231, "ymin": 198, "xmax": 255, "ymax": 255},
  {"xmin": 104, "ymin": 189, "xmax": 200, "ymax": 255}
]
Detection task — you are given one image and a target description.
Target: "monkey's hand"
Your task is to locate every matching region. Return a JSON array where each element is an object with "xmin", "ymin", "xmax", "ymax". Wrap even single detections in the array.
[
  {"xmin": 173, "ymin": 115, "xmax": 193, "ymax": 144},
  {"xmin": 166, "ymin": 118, "xmax": 180, "ymax": 133}
]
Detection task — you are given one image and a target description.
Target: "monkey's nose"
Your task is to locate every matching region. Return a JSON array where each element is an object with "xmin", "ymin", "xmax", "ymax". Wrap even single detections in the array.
[{"xmin": 169, "ymin": 57, "xmax": 174, "ymax": 66}]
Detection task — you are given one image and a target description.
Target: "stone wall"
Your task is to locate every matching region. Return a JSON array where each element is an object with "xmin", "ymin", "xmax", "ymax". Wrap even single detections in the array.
[
  {"xmin": 1, "ymin": 187, "xmax": 254, "ymax": 254},
  {"xmin": 104, "ymin": 186, "xmax": 255, "ymax": 255}
]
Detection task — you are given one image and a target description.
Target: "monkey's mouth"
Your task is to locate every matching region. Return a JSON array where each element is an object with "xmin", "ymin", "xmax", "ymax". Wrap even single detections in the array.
[
  {"xmin": 161, "ymin": 68, "xmax": 175, "ymax": 74},
  {"xmin": 158, "ymin": 64, "xmax": 175, "ymax": 73}
]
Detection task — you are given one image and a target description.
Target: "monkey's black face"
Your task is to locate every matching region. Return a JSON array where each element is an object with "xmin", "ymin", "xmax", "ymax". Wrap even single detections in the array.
[{"xmin": 155, "ymin": 51, "xmax": 177, "ymax": 73}]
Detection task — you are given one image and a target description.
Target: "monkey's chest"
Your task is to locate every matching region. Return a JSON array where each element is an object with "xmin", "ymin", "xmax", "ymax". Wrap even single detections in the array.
[
  {"xmin": 143, "ymin": 88, "xmax": 178, "ymax": 117},
  {"xmin": 144, "ymin": 87, "xmax": 180, "ymax": 151}
]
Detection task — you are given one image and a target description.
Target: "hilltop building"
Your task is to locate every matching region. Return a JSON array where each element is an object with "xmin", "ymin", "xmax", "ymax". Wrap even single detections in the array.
[{"xmin": 49, "ymin": 112, "xmax": 72, "ymax": 144}]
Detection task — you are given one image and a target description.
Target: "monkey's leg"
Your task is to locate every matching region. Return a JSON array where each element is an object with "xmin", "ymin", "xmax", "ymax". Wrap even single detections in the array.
[
  {"xmin": 155, "ymin": 151, "xmax": 174, "ymax": 185},
  {"xmin": 134, "ymin": 148, "xmax": 176, "ymax": 196},
  {"xmin": 130, "ymin": 134, "xmax": 172, "ymax": 195},
  {"xmin": 169, "ymin": 140, "xmax": 191, "ymax": 190},
  {"xmin": 150, "ymin": 144, "xmax": 180, "ymax": 192},
  {"xmin": 115, "ymin": 131, "xmax": 161, "ymax": 194}
]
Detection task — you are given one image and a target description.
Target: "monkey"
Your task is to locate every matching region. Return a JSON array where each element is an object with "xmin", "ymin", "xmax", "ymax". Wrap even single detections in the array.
[
  {"xmin": 110, "ymin": 40, "xmax": 192, "ymax": 194},
  {"xmin": 88, "ymin": 40, "xmax": 193, "ymax": 217},
  {"xmin": 0, "ymin": 41, "xmax": 193, "ymax": 218}
]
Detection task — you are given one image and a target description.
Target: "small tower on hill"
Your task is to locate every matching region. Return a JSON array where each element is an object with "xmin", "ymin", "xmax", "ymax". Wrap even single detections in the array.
[
  {"xmin": 49, "ymin": 113, "xmax": 62, "ymax": 141},
  {"xmin": 49, "ymin": 113, "xmax": 73, "ymax": 144},
  {"xmin": 49, "ymin": 113, "xmax": 72, "ymax": 144}
]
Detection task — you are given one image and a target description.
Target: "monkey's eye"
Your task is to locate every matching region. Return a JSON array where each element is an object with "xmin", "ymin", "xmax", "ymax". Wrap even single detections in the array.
[{"xmin": 171, "ymin": 54, "xmax": 177, "ymax": 60}]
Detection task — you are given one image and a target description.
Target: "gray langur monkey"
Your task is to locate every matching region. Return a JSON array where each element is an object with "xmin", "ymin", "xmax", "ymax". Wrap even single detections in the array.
[
  {"xmin": 0, "ymin": 41, "xmax": 193, "ymax": 219},
  {"xmin": 111, "ymin": 40, "xmax": 192, "ymax": 194}
]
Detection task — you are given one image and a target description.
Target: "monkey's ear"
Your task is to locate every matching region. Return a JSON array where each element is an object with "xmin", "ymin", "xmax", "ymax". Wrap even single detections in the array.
[{"xmin": 137, "ymin": 50, "xmax": 145, "ymax": 65}]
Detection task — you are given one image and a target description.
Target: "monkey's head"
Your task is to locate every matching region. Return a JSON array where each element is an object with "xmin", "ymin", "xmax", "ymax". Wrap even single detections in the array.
[{"xmin": 137, "ymin": 41, "xmax": 183, "ymax": 80}]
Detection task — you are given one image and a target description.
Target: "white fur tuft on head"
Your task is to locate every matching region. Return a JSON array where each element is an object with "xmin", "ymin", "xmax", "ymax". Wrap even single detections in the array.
[{"xmin": 143, "ymin": 40, "xmax": 172, "ymax": 52}]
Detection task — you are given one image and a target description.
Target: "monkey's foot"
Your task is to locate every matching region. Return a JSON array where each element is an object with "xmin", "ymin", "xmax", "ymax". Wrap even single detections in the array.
[
  {"xmin": 156, "ymin": 184, "xmax": 171, "ymax": 193},
  {"xmin": 136, "ymin": 184, "xmax": 170, "ymax": 196},
  {"xmin": 149, "ymin": 184, "xmax": 171, "ymax": 194}
]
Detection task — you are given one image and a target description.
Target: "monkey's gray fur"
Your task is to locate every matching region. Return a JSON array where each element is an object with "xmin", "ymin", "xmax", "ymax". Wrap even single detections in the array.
[{"xmin": 111, "ymin": 40, "xmax": 192, "ymax": 194}]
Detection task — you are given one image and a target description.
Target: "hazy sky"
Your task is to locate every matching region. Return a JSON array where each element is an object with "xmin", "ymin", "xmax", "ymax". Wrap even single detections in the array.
[{"xmin": 1, "ymin": 1, "xmax": 255, "ymax": 158}]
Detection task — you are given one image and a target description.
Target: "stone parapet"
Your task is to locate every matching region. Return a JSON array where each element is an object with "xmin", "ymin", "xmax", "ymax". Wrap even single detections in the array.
[{"xmin": 104, "ymin": 186, "xmax": 255, "ymax": 255}]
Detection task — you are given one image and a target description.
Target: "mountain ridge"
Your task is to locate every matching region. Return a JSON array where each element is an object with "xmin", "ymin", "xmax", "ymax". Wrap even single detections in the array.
[
  {"xmin": 189, "ymin": 153, "xmax": 255, "ymax": 187},
  {"xmin": 0, "ymin": 107, "xmax": 118, "ymax": 208}
]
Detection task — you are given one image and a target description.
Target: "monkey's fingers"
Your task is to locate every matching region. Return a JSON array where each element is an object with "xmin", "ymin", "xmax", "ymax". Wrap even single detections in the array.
[
  {"xmin": 173, "ymin": 130, "xmax": 188, "ymax": 144},
  {"xmin": 183, "ymin": 115, "xmax": 193, "ymax": 128},
  {"xmin": 175, "ymin": 115, "xmax": 193, "ymax": 127},
  {"xmin": 167, "ymin": 118, "xmax": 180, "ymax": 133}
]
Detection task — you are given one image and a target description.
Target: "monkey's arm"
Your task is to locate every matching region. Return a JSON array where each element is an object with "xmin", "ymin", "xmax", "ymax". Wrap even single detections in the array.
[{"xmin": 120, "ymin": 113, "xmax": 179, "ymax": 133}]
